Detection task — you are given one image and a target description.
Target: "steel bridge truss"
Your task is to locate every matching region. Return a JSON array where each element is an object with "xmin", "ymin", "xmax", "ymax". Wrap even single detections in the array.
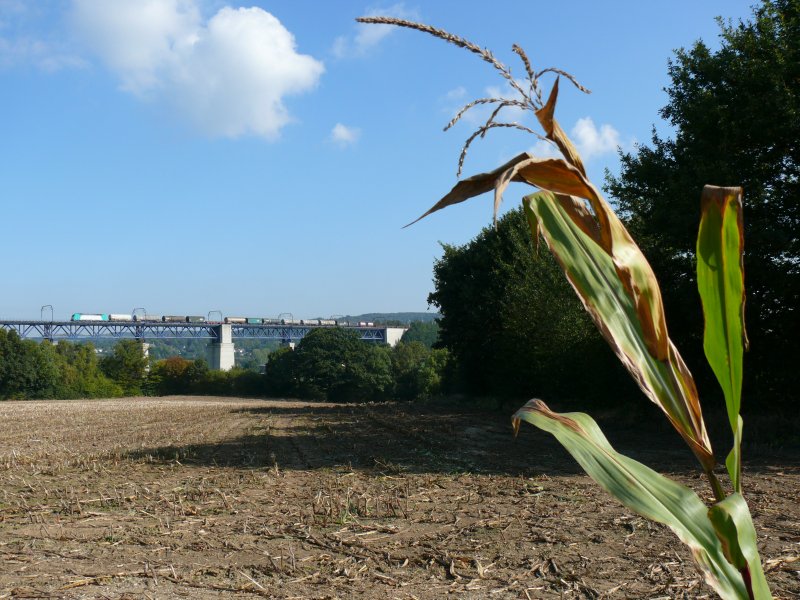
[
  {"xmin": 231, "ymin": 325, "xmax": 386, "ymax": 343},
  {"xmin": 0, "ymin": 321, "xmax": 388, "ymax": 344}
]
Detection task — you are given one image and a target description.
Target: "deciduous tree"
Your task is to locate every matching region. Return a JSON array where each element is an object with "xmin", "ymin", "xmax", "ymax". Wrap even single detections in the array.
[
  {"xmin": 100, "ymin": 340, "xmax": 148, "ymax": 395},
  {"xmin": 606, "ymin": 0, "xmax": 799, "ymax": 408},
  {"xmin": 428, "ymin": 207, "xmax": 633, "ymax": 403}
]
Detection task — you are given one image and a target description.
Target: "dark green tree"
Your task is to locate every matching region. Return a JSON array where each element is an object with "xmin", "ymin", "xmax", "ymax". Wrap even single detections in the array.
[
  {"xmin": 185, "ymin": 358, "xmax": 210, "ymax": 387},
  {"xmin": 391, "ymin": 341, "xmax": 431, "ymax": 400},
  {"xmin": 606, "ymin": 0, "xmax": 799, "ymax": 408},
  {"xmin": 400, "ymin": 320, "xmax": 440, "ymax": 349},
  {"xmin": 100, "ymin": 340, "xmax": 148, "ymax": 395},
  {"xmin": 290, "ymin": 329, "xmax": 393, "ymax": 402},
  {"xmin": 428, "ymin": 207, "xmax": 634, "ymax": 403},
  {"xmin": 0, "ymin": 333, "xmax": 128, "ymax": 400},
  {"xmin": 0, "ymin": 330, "xmax": 61, "ymax": 399},
  {"xmin": 390, "ymin": 341, "xmax": 450, "ymax": 400},
  {"xmin": 148, "ymin": 356, "xmax": 192, "ymax": 395},
  {"xmin": 0, "ymin": 329, "xmax": 34, "ymax": 398},
  {"xmin": 51, "ymin": 341, "xmax": 123, "ymax": 398},
  {"xmin": 264, "ymin": 347, "xmax": 298, "ymax": 397}
]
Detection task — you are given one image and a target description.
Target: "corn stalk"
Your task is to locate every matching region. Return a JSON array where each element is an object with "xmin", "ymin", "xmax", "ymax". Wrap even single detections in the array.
[{"xmin": 359, "ymin": 16, "xmax": 771, "ymax": 599}]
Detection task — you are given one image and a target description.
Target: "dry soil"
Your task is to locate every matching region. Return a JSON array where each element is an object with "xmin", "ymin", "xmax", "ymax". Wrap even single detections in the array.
[{"xmin": 0, "ymin": 396, "xmax": 797, "ymax": 599}]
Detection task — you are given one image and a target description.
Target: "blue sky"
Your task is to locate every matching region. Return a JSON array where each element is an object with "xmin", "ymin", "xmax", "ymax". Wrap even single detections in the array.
[{"xmin": 1, "ymin": 0, "xmax": 757, "ymax": 320}]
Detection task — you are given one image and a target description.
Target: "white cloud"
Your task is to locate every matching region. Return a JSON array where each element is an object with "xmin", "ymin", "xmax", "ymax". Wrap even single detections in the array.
[
  {"xmin": 528, "ymin": 138, "xmax": 562, "ymax": 160},
  {"xmin": 483, "ymin": 81, "xmax": 528, "ymax": 121},
  {"xmin": 444, "ymin": 86, "xmax": 466, "ymax": 101},
  {"xmin": 330, "ymin": 123, "xmax": 361, "ymax": 147},
  {"xmin": 71, "ymin": 0, "xmax": 200, "ymax": 94},
  {"xmin": 332, "ymin": 3, "xmax": 418, "ymax": 59},
  {"xmin": 528, "ymin": 117, "xmax": 623, "ymax": 161},
  {"xmin": 571, "ymin": 117, "xmax": 621, "ymax": 160},
  {"xmin": 71, "ymin": 0, "xmax": 325, "ymax": 139}
]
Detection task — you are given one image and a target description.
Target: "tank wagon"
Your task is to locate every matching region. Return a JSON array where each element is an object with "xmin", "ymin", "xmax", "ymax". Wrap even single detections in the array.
[
  {"xmin": 69, "ymin": 313, "xmax": 369, "ymax": 327},
  {"xmin": 162, "ymin": 315, "xmax": 186, "ymax": 323},
  {"xmin": 72, "ymin": 314, "xmax": 212, "ymax": 323}
]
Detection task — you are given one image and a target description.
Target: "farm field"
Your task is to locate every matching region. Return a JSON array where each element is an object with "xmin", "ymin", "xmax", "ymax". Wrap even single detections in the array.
[{"xmin": 0, "ymin": 396, "xmax": 797, "ymax": 599}]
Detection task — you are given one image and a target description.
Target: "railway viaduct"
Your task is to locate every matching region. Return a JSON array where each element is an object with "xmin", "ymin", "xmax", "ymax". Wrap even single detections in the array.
[{"xmin": 0, "ymin": 320, "xmax": 407, "ymax": 370}]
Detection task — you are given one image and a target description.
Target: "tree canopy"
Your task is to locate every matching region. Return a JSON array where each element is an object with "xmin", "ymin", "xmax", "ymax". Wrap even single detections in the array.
[
  {"xmin": 400, "ymin": 320, "xmax": 440, "ymax": 349},
  {"xmin": 0, "ymin": 330, "xmax": 123, "ymax": 400},
  {"xmin": 606, "ymin": 0, "xmax": 799, "ymax": 408},
  {"xmin": 100, "ymin": 340, "xmax": 148, "ymax": 396},
  {"xmin": 264, "ymin": 329, "xmax": 394, "ymax": 402},
  {"xmin": 428, "ymin": 207, "xmax": 634, "ymax": 403},
  {"xmin": 390, "ymin": 341, "xmax": 449, "ymax": 401}
]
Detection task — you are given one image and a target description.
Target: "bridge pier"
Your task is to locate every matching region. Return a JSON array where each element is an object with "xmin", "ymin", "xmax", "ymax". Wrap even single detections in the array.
[
  {"xmin": 140, "ymin": 341, "xmax": 151, "ymax": 372},
  {"xmin": 209, "ymin": 324, "xmax": 235, "ymax": 371}
]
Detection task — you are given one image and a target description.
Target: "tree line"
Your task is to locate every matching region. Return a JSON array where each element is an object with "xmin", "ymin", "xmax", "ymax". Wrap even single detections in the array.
[
  {"xmin": 148, "ymin": 327, "xmax": 449, "ymax": 402},
  {"xmin": 0, "ymin": 329, "xmax": 134, "ymax": 399},
  {"xmin": 0, "ymin": 327, "xmax": 450, "ymax": 403}
]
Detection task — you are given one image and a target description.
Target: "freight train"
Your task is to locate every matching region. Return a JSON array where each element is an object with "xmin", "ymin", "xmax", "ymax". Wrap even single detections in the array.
[{"xmin": 69, "ymin": 314, "xmax": 374, "ymax": 326}]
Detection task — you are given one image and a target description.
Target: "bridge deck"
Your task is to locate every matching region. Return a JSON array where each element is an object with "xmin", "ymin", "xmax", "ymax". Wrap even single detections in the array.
[{"xmin": 0, "ymin": 321, "xmax": 393, "ymax": 343}]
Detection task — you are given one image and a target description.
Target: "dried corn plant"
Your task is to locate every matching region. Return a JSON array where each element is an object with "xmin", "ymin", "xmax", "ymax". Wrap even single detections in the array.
[{"xmin": 358, "ymin": 16, "xmax": 771, "ymax": 600}]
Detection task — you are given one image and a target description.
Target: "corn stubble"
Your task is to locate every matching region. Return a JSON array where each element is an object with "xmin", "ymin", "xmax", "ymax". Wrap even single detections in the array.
[{"xmin": 359, "ymin": 15, "xmax": 772, "ymax": 599}]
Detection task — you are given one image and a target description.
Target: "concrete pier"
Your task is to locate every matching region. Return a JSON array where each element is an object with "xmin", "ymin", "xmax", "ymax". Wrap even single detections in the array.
[
  {"xmin": 140, "ymin": 341, "xmax": 151, "ymax": 372},
  {"xmin": 385, "ymin": 327, "xmax": 406, "ymax": 347},
  {"xmin": 209, "ymin": 324, "xmax": 235, "ymax": 371}
]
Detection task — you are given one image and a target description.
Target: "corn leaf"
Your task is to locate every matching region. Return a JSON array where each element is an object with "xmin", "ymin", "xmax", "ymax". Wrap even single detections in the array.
[
  {"xmin": 411, "ymin": 81, "xmax": 672, "ymax": 365},
  {"xmin": 513, "ymin": 399, "xmax": 750, "ymax": 599},
  {"xmin": 697, "ymin": 185, "xmax": 747, "ymax": 492},
  {"xmin": 404, "ymin": 152, "xmax": 586, "ymax": 228},
  {"xmin": 534, "ymin": 77, "xmax": 587, "ymax": 177},
  {"xmin": 409, "ymin": 83, "xmax": 715, "ymax": 475},
  {"xmin": 708, "ymin": 493, "xmax": 772, "ymax": 599},
  {"xmin": 530, "ymin": 81, "xmax": 671, "ymax": 363},
  {"xmin": 522, "ymin": 190, "xmax": 714, "ymax": 471}
]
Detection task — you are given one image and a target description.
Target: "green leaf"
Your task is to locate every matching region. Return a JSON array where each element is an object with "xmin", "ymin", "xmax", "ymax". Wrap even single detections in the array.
[
  {"xmin": 513, "ymin": 400, "xmax": 752, "ymax": 599},
  {"xmin": 697, "ymin": 185, "xmax": 747, "ymax": 492},
  {"xmin": 708, "ymin": 493, "xmax": 772, "ymax": 599},
  {"xmin": 726, "ymin": 416, "xmax": 743, "ymax": 497},
  {"xmin": 522, "ymin": 191, "xmax": 715, "ymax": 473}
]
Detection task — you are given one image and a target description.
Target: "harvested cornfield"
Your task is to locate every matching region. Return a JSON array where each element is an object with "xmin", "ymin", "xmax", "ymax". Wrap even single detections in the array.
[{"xmin": 0, "ymin": 396, "xmax": 797, "ymax": 598}]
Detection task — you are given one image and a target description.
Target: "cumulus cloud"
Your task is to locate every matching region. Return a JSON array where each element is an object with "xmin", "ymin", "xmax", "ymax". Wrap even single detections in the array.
[
  {"xmin": 528, "ymin": 138, "xmax": 562, "ymax": 160},
  {"xmin": 571, "ymin": 117, "xmax": 621, "ymax": 160},
  {"xmin": 71, "ymin": 0, "xmax": 324, "ymax": 139},
  {"xmin": 330, "ymin": 123, "xmax": 361, "ymax": 147},
  {"xmin": 528, "ymin": 117, "xmax": 623, "ymax": 161},
  {"xmin": 332, "ymin": 3, "xmax": 418, "ymax": 59}
]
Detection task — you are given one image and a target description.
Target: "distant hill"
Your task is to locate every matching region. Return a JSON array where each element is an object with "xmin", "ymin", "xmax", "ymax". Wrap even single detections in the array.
[{"xmin": 342, "ymin": 312, "xmax": 440, "ymax": 325}]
